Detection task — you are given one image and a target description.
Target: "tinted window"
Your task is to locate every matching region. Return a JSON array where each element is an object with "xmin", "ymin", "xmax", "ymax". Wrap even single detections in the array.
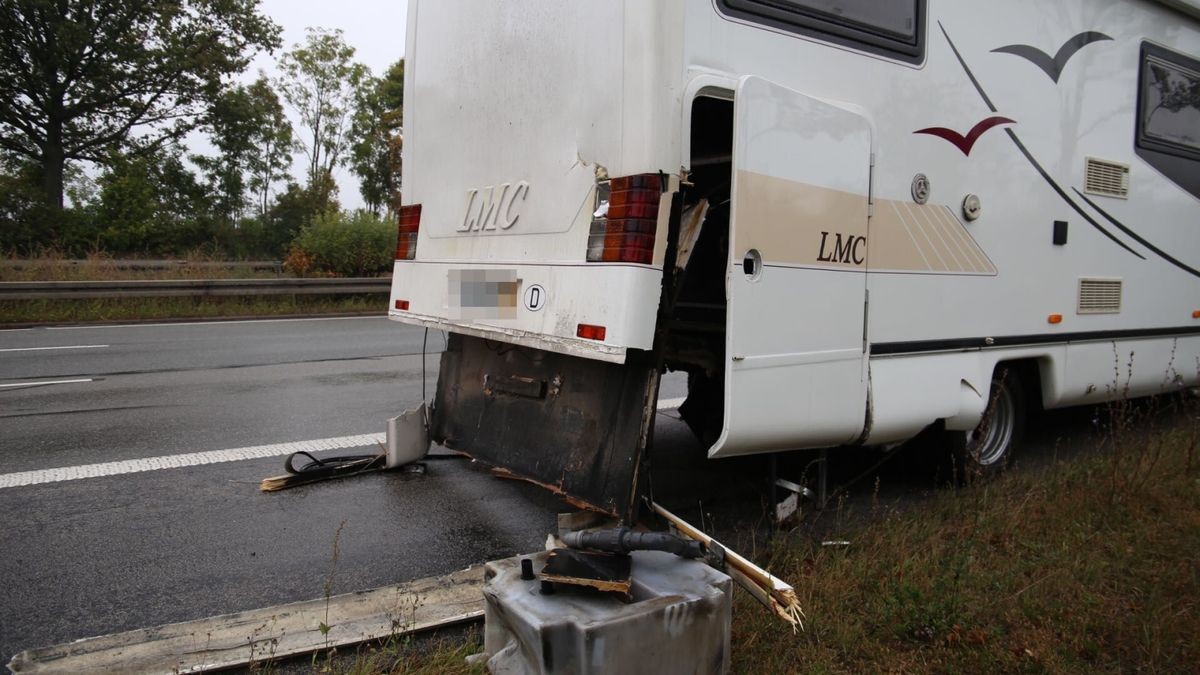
[
  {"xmin": 768, "ymin": 0, "xmax": 918, "ymax": 41},
  {"xmin": 1140, "ymin": 55, "xmax": 1200, "ymax": 153},
  {"xmin": 1135, "ymin": 43, "xmax": 1200, "ymax": 200},
  {"xmin": 720, "ymin": 0, "xmax": 924, "ymax": 62}
]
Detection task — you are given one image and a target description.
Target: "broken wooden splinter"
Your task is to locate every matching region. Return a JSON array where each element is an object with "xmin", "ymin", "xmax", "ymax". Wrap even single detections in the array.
[{"xmin": 650, "ymin": 501, "xmax": 805, "ymax": 631}]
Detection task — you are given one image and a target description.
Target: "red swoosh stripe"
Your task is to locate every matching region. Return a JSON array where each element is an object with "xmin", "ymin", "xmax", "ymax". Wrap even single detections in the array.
[{"xmin": 914, "ymin": 116, "xmax": 1016, "ymax": 156}]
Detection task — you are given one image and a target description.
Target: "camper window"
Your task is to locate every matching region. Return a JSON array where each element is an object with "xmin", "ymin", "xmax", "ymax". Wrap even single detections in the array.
[
  {"xmin": 720, "ymin": 0, "xmax": 925, "ymax": 62},
  {"xmin": 1137, "ymin": 43, "xmax": 1200, "ymax": 159}
]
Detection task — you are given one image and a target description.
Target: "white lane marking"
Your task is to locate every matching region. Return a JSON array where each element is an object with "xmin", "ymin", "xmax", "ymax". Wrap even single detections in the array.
[
  {"xmin": 0, "ymin": 401, "xmax": 684, "ymax": 489},
  {"xmin": 46, "ymin": 315, "xmax": 386, "ymax": 330},
  {"xmin": 0, "ymin": 432, "xmax": 385, "ymax": 489},
  {"xmin": 0, "ymin": 378, "xmax": 94, "ymax": 389},
  {"xmin": 0, "ymin": 344, "xmax": 108, "ymax": 353},
  {"xmin": 0, "ymin": 328, "xmax": 34, "ymax": 333}
]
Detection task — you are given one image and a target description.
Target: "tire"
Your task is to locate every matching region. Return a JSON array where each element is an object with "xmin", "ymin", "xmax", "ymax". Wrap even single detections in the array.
[{"xmin": 946, "ymin": 367, "xmax": 1026, "ymax": 482}]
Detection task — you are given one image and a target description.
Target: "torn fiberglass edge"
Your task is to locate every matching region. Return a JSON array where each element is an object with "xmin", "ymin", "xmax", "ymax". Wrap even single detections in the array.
[{"xmin": 431, "ymin": 333, "xmax": 660, "ymax": 522}]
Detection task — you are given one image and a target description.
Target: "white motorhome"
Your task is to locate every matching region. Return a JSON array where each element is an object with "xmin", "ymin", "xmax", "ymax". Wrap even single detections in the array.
[{"xmin": 390, "ymin": 0, "xmax": 1200, "ymax": 519}]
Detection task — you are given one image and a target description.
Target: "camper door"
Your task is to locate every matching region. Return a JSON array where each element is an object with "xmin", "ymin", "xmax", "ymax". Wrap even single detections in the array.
[{"xmin": 711, "ymin": 76, "xmax": 872, "ymax": 458}]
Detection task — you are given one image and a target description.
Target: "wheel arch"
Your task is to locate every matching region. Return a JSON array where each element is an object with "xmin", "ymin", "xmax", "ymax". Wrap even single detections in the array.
[{"xmin": 942, "ymin": 352, "xmax": 1058, "ymax": 431}]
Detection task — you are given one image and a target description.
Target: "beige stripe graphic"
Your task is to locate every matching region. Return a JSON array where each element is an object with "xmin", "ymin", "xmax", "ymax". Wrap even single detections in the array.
[
  {"xmin": 733, "ymin": 170, "xmax": 995, "ymax": 276},
  {"xmin": 931, "ymin": 205, "xmax": 995, "ymax": 273},
  {"xmin": 929, "ymin": 205, "xmax": 979, "ymax": 271},
  {"xmin": 900, "ymin": 201, "xmax": 952, "ymax": 271},
  {"xmin": 886, "ymin": 201, "xmax": 934, "ymax": 271},
  {"xmin": 912, "ymin": 201, "xmax": 967, "ymax": 272}
]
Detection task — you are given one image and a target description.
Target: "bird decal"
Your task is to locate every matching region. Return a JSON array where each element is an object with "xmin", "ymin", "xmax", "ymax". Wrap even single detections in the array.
[
  {"xmin": 913, "ymin": 116, "xmax": 1016, "ymax": 156},
  {"xmin": 991, "ymin": 32, "xmax": 1113, "ymax": 83}
]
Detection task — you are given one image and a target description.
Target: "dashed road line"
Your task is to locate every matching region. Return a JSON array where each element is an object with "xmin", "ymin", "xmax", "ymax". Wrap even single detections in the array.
[
  {"xmin": 45, "ymin": 315, "xmax": 386, "ymax": 330},
  {"xmin": 0, "ymin": 344, "xmax": 108, "ymax": 353},
  {"xmin": 0, "ymin": 378, "xmax": 94, "ymax": 389},
  {"xmin": 0, "ymin": 399, "xmax": 687, "ymax": 489},
  {"xmin": 0, "ymin": 433, "xmax": 386, "ymax": 489}
]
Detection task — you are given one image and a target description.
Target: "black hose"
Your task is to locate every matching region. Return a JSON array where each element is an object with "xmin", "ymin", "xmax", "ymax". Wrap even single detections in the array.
[
  {"xmin": 283, "ymin": 450, "xmax": 384, "ymax": 477},
  {"xmin": 562, "ymin": 527, "xmax": 705, "ymax": 559}
]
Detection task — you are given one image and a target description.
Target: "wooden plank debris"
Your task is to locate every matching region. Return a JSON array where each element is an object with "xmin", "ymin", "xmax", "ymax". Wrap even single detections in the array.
[
  {"xmin": 650, "ymin": 501, "xmax": 806, "ymax": 631},
  {"xmin": 6, "ymin": 565, "xmax": 486, "ymax": 674}
]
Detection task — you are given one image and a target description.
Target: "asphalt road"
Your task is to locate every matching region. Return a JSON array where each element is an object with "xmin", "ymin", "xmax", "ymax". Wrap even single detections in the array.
[
  {"xmin": 0, "ymin": 315, "xmax": 1156, "ymax": 668},
  {"xmin": 0, "ymin": 316, "xmax": 696, "ymax": 666}
]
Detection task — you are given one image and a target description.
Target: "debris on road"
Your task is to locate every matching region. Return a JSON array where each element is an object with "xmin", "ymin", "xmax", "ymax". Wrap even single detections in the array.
[
  {"xmin": 260, "ymin": 404, "xmax": 432, "ymax": 491},
  {"xmin": 540, "ymin": 548, "xmax": 634, "ymax": 595},
  {"xmin": 482, "ymin": 550, "xmax": 732, "ymax": 674},
  {"xmin": 6, "ymin": 564, "xmax": 486, "ymax": 674},
  {"xmin": 651, "ymin": 501, "xmax": 806, "ymax": 630}
]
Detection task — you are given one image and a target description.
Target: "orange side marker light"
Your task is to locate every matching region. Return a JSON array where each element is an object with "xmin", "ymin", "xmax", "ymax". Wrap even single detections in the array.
[{"xmin": 1048, "ymin": 314, "xmax": 1063, "ymax": 325}]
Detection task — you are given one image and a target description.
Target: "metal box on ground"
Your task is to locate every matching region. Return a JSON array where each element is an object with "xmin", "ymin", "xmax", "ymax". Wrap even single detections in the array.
[{"xmin": 482, "ymin": 550, "xmax": 732, "ymax": 675}]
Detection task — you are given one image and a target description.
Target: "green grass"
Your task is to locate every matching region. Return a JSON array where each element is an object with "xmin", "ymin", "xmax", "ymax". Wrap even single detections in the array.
[
  {"xmin": 1, "ymin": 252, "xmax": 392, "ymax": 324},
  {"xmin": 0, "ymin": 294, "xmax": 387, "ymax": 324},
  {"xmin": 731, "ymin": 403, "xmax": 1200, "ymax": 674},
  {"xmin": 333, "ymin": 401, "xmax": 1199, "ymax": 674},
  {"xmin": 316, "ymin": 630, "xmax": 486, "ymax": 675},
  {"xmin": 0, "ymin": 251, "xmax": 286, "ymax": 281}
]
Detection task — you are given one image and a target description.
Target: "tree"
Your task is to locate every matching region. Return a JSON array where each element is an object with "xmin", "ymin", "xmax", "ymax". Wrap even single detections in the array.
[
  {"xmin": 0, "ymin": 0, "xmax": 281, "ymax": 211},
  {"xmin": 277, "ymin": 27, "xmax": 368, "ymax": 207},
  {"xmin": 194, "ymin": 76, "xmax": 294, "ymax": 223},
  {"xmin": 0, "ymin": 156, "xmax": 45, "ymax": 251},
  {"xmin": 96, "ymin": 146, "xmax": 214, "ymax": 254},
  {"xmin": 350, "ymin": 59, "xmax": 404, "ymax": 216},
  {"xmin": 244, "ymin": 79, "xmax": 295, "ymax": 220},
  {"xmin": 268, "ymin": 177, "xmax": 339, "ymax": 255}
]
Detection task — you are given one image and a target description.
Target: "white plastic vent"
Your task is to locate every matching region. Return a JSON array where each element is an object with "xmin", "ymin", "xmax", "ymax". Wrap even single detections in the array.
[
  {"xmin": 1078, "ymin": 278, "xmax": 1123, "ymax": 314},
  {"xmin": 1084, "ymin": 157, "xmax": 1130, "ymax": 199}
]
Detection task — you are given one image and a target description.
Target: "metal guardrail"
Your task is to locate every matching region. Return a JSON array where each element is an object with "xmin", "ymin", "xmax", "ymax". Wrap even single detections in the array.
[
  {"xmin": 0, "ymin": 278, "xmax": 391, "ymax": 300},
  {"xmin": 0, "ymin": 259, "xmax": 284, "ymax": 272}
]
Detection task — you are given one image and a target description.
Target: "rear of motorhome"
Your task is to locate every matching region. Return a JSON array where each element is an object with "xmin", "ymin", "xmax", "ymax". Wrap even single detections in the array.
[{"xmin": 390, "ymin": 0, "xmax": 1200, "ymax": 519}]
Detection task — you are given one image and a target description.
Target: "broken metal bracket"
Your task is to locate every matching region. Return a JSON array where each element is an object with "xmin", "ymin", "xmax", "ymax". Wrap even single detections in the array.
[{"xmin": 704, "ymin": 539, "xmax": 727, "ymax": 573}]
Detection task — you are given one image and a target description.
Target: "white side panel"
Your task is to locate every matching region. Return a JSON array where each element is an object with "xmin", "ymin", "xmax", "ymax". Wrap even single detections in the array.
[
  {"xmin": 396, "ymin": 1, "xmax": 687, "ymax": 356},
  {"xmin": 388, "ymin": 262, "xmax": 663, "ymax": 363},
  {"xmin": 1060, "ymin": 336, "xmax": 1200, "ymax": 404},
  {"xmin": 711, "ymin": 76, "xmax": 871, "ymax": 457},
  {"xmin": 683, "ymin": 1, "xmax": 1200, "ymax": 450}
]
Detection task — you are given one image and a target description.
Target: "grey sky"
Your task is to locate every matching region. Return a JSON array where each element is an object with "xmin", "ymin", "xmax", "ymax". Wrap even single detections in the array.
[
  {"xmin": 250, "ymin": 0, "xmax": 408, "ymax": 80},
  {"xmin": 205, "ymin": 0, "xmax": 409, "ymax": 211}
]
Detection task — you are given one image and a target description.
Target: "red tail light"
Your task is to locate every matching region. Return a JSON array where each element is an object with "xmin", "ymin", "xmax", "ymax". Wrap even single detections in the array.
[
  {"xmin": 586, "ymin": 174, "xmax": 663, "ymax": 265},
  {"xmin": 576, "ymin": 323, "xmax": 607, "ymax": 341},
  {"xmin": 396, "ymin": 204, "xmax": 422, "ymax": 260}
]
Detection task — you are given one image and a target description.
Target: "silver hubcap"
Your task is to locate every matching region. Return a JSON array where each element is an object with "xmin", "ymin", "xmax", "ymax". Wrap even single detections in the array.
[{"xmin": 966, "ymin": 385, "xmax": 1015, "ymax": 466}]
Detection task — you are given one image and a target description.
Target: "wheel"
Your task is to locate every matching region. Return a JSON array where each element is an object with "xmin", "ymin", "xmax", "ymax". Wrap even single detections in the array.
[{"xmin": 946, "ymin": 367, "xmax": 1025, "ymax": 481}]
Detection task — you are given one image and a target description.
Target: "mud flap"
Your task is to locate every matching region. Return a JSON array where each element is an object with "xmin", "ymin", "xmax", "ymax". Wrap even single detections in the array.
[{"xmin": 431, "ymin": 333, "xmax": 658, "ymax": 522}]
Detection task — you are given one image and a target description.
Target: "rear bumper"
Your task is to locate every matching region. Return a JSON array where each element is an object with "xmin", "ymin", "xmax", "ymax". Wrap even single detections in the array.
[{"xmin": 387, "ymin": 261, "xmax": 663, "ymax": 364}]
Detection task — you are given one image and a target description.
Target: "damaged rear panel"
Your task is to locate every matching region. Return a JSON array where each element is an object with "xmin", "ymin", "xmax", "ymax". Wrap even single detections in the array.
[
  {"xmin": 389, "ymin": 0, "xmax": 685, "ymax": 363},
  {"xmin": 433, "ymin": 334, "xmax": 658, "ymax": 521},
  {"xmin": 390, "ymin": 1, "xmax": 686, "ymax": 518}
]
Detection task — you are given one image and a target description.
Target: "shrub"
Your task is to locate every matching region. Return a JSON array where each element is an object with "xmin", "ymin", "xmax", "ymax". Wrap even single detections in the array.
[{"xmin": 286, "ymin": 210, "xmax": 396, "ymax": 277}]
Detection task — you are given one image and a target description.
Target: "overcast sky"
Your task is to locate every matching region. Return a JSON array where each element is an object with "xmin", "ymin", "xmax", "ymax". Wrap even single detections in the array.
[
  {"xmin": 250, "ymin": 0, "xmax": 408, "ymax": 81},
  {"xmin": 196, "ymin": 0, "xmax": 409, "ymax": 211}
]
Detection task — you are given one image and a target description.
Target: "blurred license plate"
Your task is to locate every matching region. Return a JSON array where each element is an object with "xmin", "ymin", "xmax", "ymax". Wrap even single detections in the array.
[{"xmin": 449, "ymin": 269, "xmax": 519, "ymax": 319}]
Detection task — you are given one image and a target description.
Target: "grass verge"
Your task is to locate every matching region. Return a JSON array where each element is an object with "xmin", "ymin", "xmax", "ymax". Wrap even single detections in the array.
[
  {"xmin": 0, "ymin": 294, "xmax": 387, "ymax": 324},
  {"xmin": 309, "ymin": 629, "xmax": 485, "ymax": 675},
  {"xmin": 733, "ymin": 401, "xmax": 1199, "ymax": 674},
  {"xmin": 331, "ymin": 400, "xmax": 1198, "ymax": 674},
  {"xmin": 1, "ymin": 251, "xmax": 286, "ymax": 281}
]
